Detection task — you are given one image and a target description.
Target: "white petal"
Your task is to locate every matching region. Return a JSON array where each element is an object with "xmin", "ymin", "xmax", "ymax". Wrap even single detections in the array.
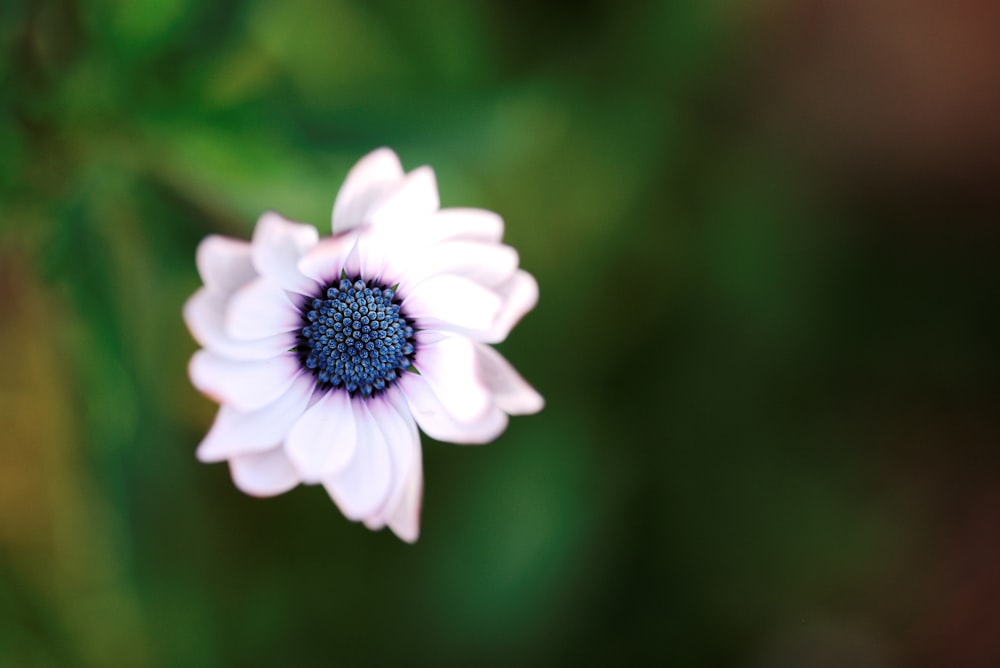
[
  {"xmin": 184, "ymin": 289, "xmax": 295, "ymax": 361},
  {"xmin": 196, "ymin": 236, "xmax": 256, "ymax": 295},
  {"xmin": 398, "ymin": 372, "xmax": 509, "ymax": 444},
  {"xmin": 413, "ymin": 334, "xmax": 491, "ymax": 422},
  {"xmin": 364, "ymin": 209, "xmax": 507, "ymax": 283},
  {"xmin": 225, "ymin": 277, "xmax": 302, "ymax": 341},
  {"xmin": 349, "ymin": 209, "xmax": 509, "ymax": 289},
  {"xmin": 354, "ymin": 230, "xmax": 392, "ymax": 281},
  {"xmin": 342, "ymin": 236, "xmax": 363, "ymax": 278},
  {"xmin": 196, "ymin": 374, "xmax": 315, "ymax": 462},
  {"xmin": 383, "ymin": 388, "xmax": 423, "ymax": 542},
  {"xmin": 362, "ymin": 391, "xmax": 420, "ymax": 531},
  {"xmin": 323, "ymin": 401, "xmax": 393, "ymax": 521},
  {"xmin": 475, "ymin": 343, "xmax": 544, "ymax": 415},
  {"xmin": 482, "ymin": 270, "xmax": 539, "ymax": 343},
  {"xmin": 413, "ymin": 208, "xmax": 504, "ymax": 244},
  {"xmin": 386, "ymin": 454, "xmax": 422, "ymax": 542},
  {"xmin": 368, "ymin": 166, "xmax": 440, "ymax": 229},
  {"xmin": 332, "ymin": 148, "xmax": 405, "ymax": 234},
  {"xmin": 397, "ymin": 241, "xmax": 519, "ymax": 294},
  {"xmin": 285, "ymin": 390, "xmax": 358, "ymax": 483},
  {"xmin": 297, "ymin": 234, "xmax": 357, "ymax": 284},
  {"xmin": 402, "ymin": 275, "xmax": 502, "ymax": 333},
  {"xmin": 228, "ymin": 447, "xmax": 300, "ymax": 497},
  {"xmin": 359, "ymin": 230, "xmax": 422, "ymax": 288},
  {"xmin": 251, "ymin": 212, "xmax": 320, "ymax": 294},
  {"xmin": 189, "ymin": 350, "xmax": 300, "ymax": 412},
  {"xmin": 336, "ymin": 230, "xmax": 395, "ymax": 283}
]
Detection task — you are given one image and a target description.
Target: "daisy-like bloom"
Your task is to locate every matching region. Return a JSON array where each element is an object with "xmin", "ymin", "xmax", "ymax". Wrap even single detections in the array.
[{"xmin": 183, "ymin": 148, "xmax": 543, "ymax": 542}]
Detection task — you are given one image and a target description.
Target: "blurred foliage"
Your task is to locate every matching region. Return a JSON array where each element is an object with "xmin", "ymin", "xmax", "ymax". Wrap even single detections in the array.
[{"xmin": 3, "ymin": 0, "xmax": 1000, "ymax": 666}]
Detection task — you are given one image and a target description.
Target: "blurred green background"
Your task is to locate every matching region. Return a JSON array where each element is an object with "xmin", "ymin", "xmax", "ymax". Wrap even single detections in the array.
[{"xmin": 3, "ymin": 0, "xmax": 1000, "ymax": 666}]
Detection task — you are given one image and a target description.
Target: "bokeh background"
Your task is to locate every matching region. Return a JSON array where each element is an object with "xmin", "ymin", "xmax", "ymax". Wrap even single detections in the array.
[{"xmin": 3, "ymin": 1, "xmax": 1000, "ymax": 666}]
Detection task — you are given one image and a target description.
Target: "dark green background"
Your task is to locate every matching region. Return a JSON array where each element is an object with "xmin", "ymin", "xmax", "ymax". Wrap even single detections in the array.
[{"xmin": 4, "ymin": 1, "xmax": 1000, "ymax": 666}]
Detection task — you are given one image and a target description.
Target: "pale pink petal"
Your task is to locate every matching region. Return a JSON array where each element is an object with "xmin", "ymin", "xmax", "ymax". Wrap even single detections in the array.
[
  {"xmin": 474, "ymin": 343, "xmax": 544, "ymax": 415},
  {"xmin": 387, "ymin": 453, "xmax": 422, "ymax": 543},
  {"xmin": 285, "ymin": 389, "xmax": 358, "ymax": 483},
  {"xmin": 339, "ymin": 230, "xmax": 394, "ymax": 283},
  {"xmin": 189, "ymin": 350, "xmax": 300, "ymax": 412},
  {"xmin": 364, "ymin": 208, "xmax": 506, "ymax": 284},
  {"xmin": 402, "ymin": 275, "xmax": 502, "ymax": 333},
  {"xmin": 196, "ymin": 374, "xmax": 315, "ymax": 462},
  {"xmin": 362, "ymin": 391, "xmax": 420, "ymax": 531},
  {"xmin": 332, "ymin": 148, "xmax": 405, "ymax": 234},
  {"xmin": 368, "ymin": 166, "xmax": 440, "ymax": 229},
  {"xmin": 383, "ymin": 388, "xmax": 423, "ymax": 542},
  {"xmin": 251, "ymin": 212, "xmax": 320, "ymax": 294},
  {"xmin": 297, "ymin": 235, "xmax": 357, "ymax": 285},
  {"xmin": 341, "ymin": 236, "xmax": 363, "ymax": 278},
  {"xmin": 411, "ymin": 208, "xmax": 504, "ymax": 244},
  {"xmin": 396, "ymin": 241, "xmax": 519, "ymax": 294},
  {"xmin": 196, "ymin": 236, "xmax": 256, "ymax": 295},
  {"xmin": 354, "ymin": 230, "xmax": 393, "ymax": 281},
  {"xmin": 229, "ymin": 447, "xmax": 300, "ymax": 497},
  {"xmin": 183, "ymin": 288, "xmax": 294, "ymax": 361},
  {"xmin": 412, "ymin": 334, "xmax": 491, "ymax": 422},
  {"xmin": 323, "ymin": 401, "xmax": 393, "ymax": 522},
  {"xmin": 398, "ymin": 372, "xmax": 509, "ymax": 444},
  {"xmin": 359, "ymin": 231, "xmax": 422, "ymax": 289},
  {"xmin": 481, "ymin": 270, "xmax": 539, "ymax": 343},
  {"xmin": 224, "ymin": 277, "xmax": 302, "ymax": 341}
]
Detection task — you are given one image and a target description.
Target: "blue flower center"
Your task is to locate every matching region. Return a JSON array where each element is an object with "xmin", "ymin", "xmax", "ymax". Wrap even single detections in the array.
[{"xmin": 297, "ymin": 277, "xmax": 415, "ymax": 396}]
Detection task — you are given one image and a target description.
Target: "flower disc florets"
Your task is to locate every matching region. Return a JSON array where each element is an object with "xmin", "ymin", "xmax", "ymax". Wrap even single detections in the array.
[{"xmin": 297, "ymin": 276, "xmax": 415, "ymax": 396}]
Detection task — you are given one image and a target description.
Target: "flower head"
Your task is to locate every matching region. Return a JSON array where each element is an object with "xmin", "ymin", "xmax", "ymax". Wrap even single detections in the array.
[{"xmin": 183, "ymin": 149, "xmax": 543, "ymax": 541}]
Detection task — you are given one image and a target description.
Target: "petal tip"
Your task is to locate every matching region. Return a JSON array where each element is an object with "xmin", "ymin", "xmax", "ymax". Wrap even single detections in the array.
[
  {"xmin": 390, "ymin": 525, "xmax": 420, "ymax": 544},
  {"xmin": 332, "ymin": 148, "xmax": 407, "ymax": 234},
  {"xmin": 519, "ymin": 391, "xmax": 545, "ymax": 415}
]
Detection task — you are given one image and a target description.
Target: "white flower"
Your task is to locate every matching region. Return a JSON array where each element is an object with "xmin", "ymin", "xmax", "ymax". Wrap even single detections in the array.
[{"xmin": 183, "ymin": 148, "xmax": 543, "ymax": 542}]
